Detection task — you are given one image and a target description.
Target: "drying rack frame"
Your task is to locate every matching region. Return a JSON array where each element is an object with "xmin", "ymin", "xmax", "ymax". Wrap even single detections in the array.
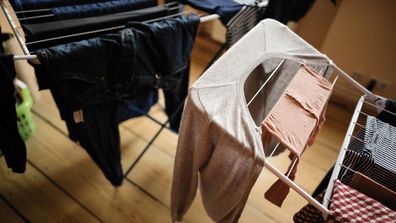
[
  {"xmin": 1, "ymin": 0, "xmax": 390, "ymax": 221},
  {"xmin": 0, "ymin": 0, "xmax": 223, "ymax": 179}
]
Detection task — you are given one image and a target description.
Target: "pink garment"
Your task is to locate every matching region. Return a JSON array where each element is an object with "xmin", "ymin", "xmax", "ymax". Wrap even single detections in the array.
[
  {"xmin": 330, "ymin": 180, "xmax": 396, "ymax": 222},
  {"xmin": 263, "ymin": 65, "xmax": 333, "ymax": 206}
]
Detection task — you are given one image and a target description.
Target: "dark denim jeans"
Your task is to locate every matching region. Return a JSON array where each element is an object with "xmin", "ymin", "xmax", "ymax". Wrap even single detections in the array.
[
  {"xmin": 53, "ymin": 0, "xmax": 157, "ymax": 20},
  {"xmin": 178, "ymin": 0, "xmax": 244, "ymax": 24},
  {"xmin": 23, "ymin": 4, "xmax": 177, "ymax": 41},
  {"xmin": 10, "ymin": 0, "xmax": 111, "ymax": 10},
  {"xmin": 34, "ymin": 15, "xmax": 200, "ymax": 185},
  {"xmin": 18, "ymin": 0, "xmax": 157, "ymax": 25},
  {"xmin": 23, "ymin": 4, "xmax": 180, "ymax": 50}
]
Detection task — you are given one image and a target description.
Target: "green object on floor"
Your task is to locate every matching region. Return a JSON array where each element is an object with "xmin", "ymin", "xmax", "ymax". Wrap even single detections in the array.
[{"xmin": 15, "ymin": 79, "xmax": 35, "ymax": 140}]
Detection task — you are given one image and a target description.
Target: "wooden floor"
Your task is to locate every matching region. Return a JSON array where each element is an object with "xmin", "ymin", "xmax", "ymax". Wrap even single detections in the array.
[{"xmin": 0, "ymin": 29, "xmax": 356, "ymax": 222}]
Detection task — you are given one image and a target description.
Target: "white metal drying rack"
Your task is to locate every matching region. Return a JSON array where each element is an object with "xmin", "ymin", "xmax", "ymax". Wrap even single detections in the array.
[
  {"xmin": 0, "ymin": 0, "xmax": 223, "ymax": 183},
  {"xmin": 246, "ymin": 57, "xmax": 385, "ymax": 218},
  {"xmin": 0, "ymin": 0, "xmax": 220, "ymax": 61}
]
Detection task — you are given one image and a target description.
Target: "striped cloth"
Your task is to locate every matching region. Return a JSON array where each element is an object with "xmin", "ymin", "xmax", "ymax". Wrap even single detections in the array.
[
  {"xmin": 293, "ymin": 193, "xmax": 325, "ymax": 223},
  {"xmin": 224, "ymin": 4, "xmax": 266, "ymax": 48},
  {"xmin": 364, "ymin": 115, "xmax": 396, "ymax": 173},
  {"xmin": 204, "ymin": 2, "xmax": 266, "ymax": 70},
  {"xmin": 339, "ymin": 150, "xmax": 396, "ymax": 193}
]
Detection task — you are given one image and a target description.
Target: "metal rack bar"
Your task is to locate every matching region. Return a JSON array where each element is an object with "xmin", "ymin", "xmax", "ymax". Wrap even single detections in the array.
[{"xmin": 322, "ymin": 95, "xmax": 366, "ymax": 213}]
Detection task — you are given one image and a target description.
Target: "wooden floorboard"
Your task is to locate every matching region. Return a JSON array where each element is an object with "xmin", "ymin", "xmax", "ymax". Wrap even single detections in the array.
[
  {"xmin": 0, "ymin": 197, "xmax": 25, "ymax": 223},
  {"xmin": 21, "ymin": 114, "xmax": 170, "ymax": 223},
  {"xmin": 0, "ymin": 162, "xmax": 100, "ymax": 223}
]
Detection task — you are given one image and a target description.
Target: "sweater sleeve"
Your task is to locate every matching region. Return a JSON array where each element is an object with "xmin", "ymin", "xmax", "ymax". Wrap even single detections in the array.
[{"xmin": 171, "ymin": 89, "xmax": 213, "ymax": 221}]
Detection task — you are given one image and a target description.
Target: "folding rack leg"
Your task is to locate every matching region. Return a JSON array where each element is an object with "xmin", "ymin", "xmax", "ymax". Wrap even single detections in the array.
[{"xmin": 123, "ymin": 100, "xmax": 185, "ymax": 178}]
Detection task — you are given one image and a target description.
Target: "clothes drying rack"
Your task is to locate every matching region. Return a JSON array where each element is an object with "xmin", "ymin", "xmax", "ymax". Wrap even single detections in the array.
[
  {"xmin": 245, "ymin": 56, "xmax": 388, "ymax": 218},
  {"xmin": 1, "ymin": 0, "xmax": 390, "ymax": 220},
  {"xmin": 0, "ymin": 0, "xmax": 220, "ymax": 194}
]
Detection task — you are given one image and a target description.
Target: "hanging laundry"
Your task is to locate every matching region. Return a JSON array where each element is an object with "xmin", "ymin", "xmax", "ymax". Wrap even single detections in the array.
[
  {"xmin": 348, "ymin": 172, "xmax": 396, "ymax": 211},
  {"xmin": 18, "ymin": 0, "xmax": 158, "ymax": 24},
  {"xmin": 10, "ymin": 0, "xmax": 110, "ymax": 11},
  {"xmin": 263, "ymin": 65, "xmax": 333, "ymax": 207},
  {"xmin": 363, "ymin": 115, "xmax": 396, "ymax": 173},
  {"xmin": 171, "ymin": 19, "xmax": 333, "ymax": 223},
  {"xmin": 33, "ymin": 14, "xmax": 200, "ymax": 185},
  {"xmin": 204, "ymin": 4, "xmax": 267, "ymax": 70},
  {"xmin": 23, "ymin": 4, "xmax": 180, "ymax": 50},
  {"xmin": 224, "ymin": 5, "xmax": 266, "ymax": 48},
  {"xmin": 313, "ymin": 100, "xmax": 396, "ymax": 197},
  {"xmin": 293, "ymin": 193, "xmax": 324, "ymax": 223},
  {"xmin": 178, "ymin": 0, "xmax": 258, "ymax": 25},
  {"xmin": 294, "ymin": 175, "xmax": 396, "ymax": 222},
  {"xmin": 52, "ymin": 0, "xmax": 157, "ymax": 20},
  {"xmin": 0, "ymin": 54, "xmax": 27, "ymax": 173},
  {"xmin": 329, "ymin": 180, "xmax": 396, "ymax": 222}
]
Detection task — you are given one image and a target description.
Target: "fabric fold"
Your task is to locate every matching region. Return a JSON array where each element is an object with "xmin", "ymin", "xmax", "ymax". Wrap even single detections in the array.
[{"xmin": 262, "ymin": 65, "xmax": 333, "ymax": 206}]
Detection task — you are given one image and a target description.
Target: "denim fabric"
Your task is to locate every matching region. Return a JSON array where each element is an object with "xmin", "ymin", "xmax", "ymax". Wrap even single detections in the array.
[
  {"xmin": 116, "ymin": 90, "xmax": 158, "ymax": 123},
  {"xmin": 10, "ymin": 0, "xmax": 110, "ymax": 10},
  {"xmin": 178, "ymin": 0, "xmax": 243, "ymax": 24},
  {"xmin": 34, "ymin": 15, "xmax": 200, "ymax": 185},
  {"xmin": 23, "ymin": 4, "xmax": 177, "ymax": 50},
  {"xmin": 66, "ymin": 91, "xmax": 159, "ymax": 142},
  {"xmin": 0, "ymin": 54, "xmax": 27, "ymax": 173},
  {"xmin": 53, "ymin": 0, "xmax": 157, "ymax": 20},
  {"xmin": 17, "ymin": 0, "xmax": 157, "ymax": 25}
]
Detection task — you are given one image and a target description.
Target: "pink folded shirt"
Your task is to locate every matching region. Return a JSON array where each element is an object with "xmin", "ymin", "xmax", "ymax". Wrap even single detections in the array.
[{"xmin": 262, "ymin": 65, "xmax": 333, "ymax": 206}]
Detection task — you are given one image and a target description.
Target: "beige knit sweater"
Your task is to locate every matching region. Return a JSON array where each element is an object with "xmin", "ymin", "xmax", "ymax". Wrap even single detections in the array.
[{"xmin": 171, "ymin": 19, "xmax": 334, "ymax": 222}]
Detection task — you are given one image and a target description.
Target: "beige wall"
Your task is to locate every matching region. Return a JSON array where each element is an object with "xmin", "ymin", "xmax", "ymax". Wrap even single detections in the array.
[
  {"xmin": 320, "ymin": 0, "xmax": 396, "ymax": 101},
  {"xmin": 296, "ymin": 0, "xmax": 396, "ymax": 106},
  {"xmin": 297, "ymin": 0, "xmax": 338, "ymax": 49}
]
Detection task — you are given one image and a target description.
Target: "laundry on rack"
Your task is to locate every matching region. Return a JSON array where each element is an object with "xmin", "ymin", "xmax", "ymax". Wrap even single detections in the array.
[
  {"xmin": 52, "ymin": 0, "xmax": 157, "ymax": 20},
  {"xmin": 294, "ymin": 179, "xmax": 396, "ymax": 222},
  {"xmin": 65, "ymin": 90, "xmax": 159, "ymax": 142},
  {"xmin": 178, "ymin": 0, "xmax": 252, "ymax": 24},
  {"xmin": 33, "ymin": 14, "xmax": 200, "ymax": 185},
  {"xmin": 329, "ymin": 180, "xmax": 396, "ymax": 222},
  {"xmin": 363, "ymin": 115, "xmax": 396, "ymax": 173},
  {"xmin": 224, "ymin": 4, "xmax": 266, "ymax": 48},
  {"xmin": 23, "ymin": 3, "xmax": 182, "ymax": 50},
  {"xmin": 0, "ymin": 53, "xmax": 27, "ymax": 173},
  {"xmin": 348, "ymin": 172, "xmax": 396, "ymax": 211},
  {"xmin": 293, "ymin": 193, "xmax": 324, "ymax": 223},
  {"xmin": 17, "ymin": 0, "xmax": 158, "ymax": 24},
  {"xmin": 203, "ymin": 3, "xmax": 267, "ymax": 70},
  {"xmin": 263, "ymin": 65, "xmax": 333, "ymax": 207},
  {"xmin": 171, "ymin": 19, "xmax": 333, "ymax": 223},
  {"xmin": 10, "ymin": 0, "xmax": 110, "ymax": 11},
  {"xmin": 313, "ymin": 100, "xmax": 396, "ymax": 197},
  {"xmin": 339, "ymin": 150, "xmax": 396, "ymax": 193}
]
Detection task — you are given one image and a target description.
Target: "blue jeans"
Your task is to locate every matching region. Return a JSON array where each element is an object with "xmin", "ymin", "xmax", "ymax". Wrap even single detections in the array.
[
  {"xmin": 179, "ymin": 0, "xmax": 244, "ymax": 24},
  {"xmin": 17, "ymin": 0, "xmax": 157, "ymax": 24},
  {"xmin": 10, "ymin": 0, "xmax": 111, "ymax": 10},
  {"xmin": 53, "ymin": 0, "xmax": 157, "ymax": 20},
  {"xmin": 23, "ymin": 4, "xmax": 180, "ymax": 50},
  {"xmin": 34, "ymin": 15, "xmax": 200, "ymax": 185}
]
